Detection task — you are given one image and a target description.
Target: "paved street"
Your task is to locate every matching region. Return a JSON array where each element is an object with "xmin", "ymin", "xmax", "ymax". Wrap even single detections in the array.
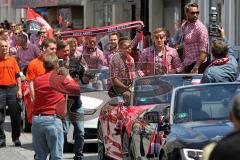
[{"xmin": 0, "ymin": 116, "xmax": 98, "ymax": 160}]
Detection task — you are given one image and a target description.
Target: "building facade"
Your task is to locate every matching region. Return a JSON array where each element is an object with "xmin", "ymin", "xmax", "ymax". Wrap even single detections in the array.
[
  {"xmin": 0, "ymin": 0, "xmax": 23, "ymax": 23},
  {"xmin": 12, "ymin": 0, "xmax": 84, "ymax": 30}
]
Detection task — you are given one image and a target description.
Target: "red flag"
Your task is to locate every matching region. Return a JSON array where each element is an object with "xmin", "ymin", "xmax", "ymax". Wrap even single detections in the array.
[{"xmin": 27, "ymin": 8, "xmax": 53, "ymax": 37}]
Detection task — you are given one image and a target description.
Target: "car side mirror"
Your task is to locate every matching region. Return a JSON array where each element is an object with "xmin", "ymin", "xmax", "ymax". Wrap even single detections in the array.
[
  {"xmin": 109, "ymin": 96, "xmax": 123, "ymax": 106},
  {"xmin": 162, "ymin": 116, "xmax": 170, "ymax": 135},
  {"xmin": 143, "ymin": 111, "xmax": 160, "ymax": 123}
]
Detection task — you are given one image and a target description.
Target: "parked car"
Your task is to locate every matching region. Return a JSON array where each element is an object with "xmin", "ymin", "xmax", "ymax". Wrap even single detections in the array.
[
  {"xmin": 130, "ymin": 83, "xmax": 240, "ymax": 160},
  {"xmin": 97, "ymin": 74, "xmax": 202, "ymax": 160}
]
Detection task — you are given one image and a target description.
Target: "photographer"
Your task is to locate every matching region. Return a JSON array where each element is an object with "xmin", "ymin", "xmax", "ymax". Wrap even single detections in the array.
[
  {"xmin": 57, "ymin": 40, "xmax": 87, "ymax": 160},
  {"xmin": 32, "ymin": 54, "xmax": 80, "ymax": 159},
  {"xmin": 201, "ymin": 31, "xmax": 238, "ymax": 83}
]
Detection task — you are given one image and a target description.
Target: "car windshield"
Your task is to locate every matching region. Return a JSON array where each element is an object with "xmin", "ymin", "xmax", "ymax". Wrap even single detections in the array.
[
  {"xmin": 132, "ymin": 74, "xmax": 202, "ymax": 106},
  {"xmin": 80, "ymin": 68, "xmax": 110, "ymax": 92},
  {"xmin": 174, "ymin": 83, "xmax": 240, "ymax": 123}
]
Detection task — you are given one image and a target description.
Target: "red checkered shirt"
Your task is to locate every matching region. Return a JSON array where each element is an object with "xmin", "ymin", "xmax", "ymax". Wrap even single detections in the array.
[
  {"xmin": 182, "ymin": 19, "xmax": 209, "ymax": 66},
  {"xmin": 103, "ymin": 50, "xmax": 118, "ymax": 66},
  {"xmin": 79, "ymin": 46, "xmax": 107, "ymax": 69},
  {"xmin": 139, "ymin": 45, "xmax": 183, "ymax": 75},
  {"xmin": 110, "ymin": 53, "xmax": 135, "ymax": 86}
]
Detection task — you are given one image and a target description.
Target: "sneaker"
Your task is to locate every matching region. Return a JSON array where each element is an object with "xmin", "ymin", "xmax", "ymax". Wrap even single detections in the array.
[
  {"xmin": 13, "ymin": 139, "xmax": 21, "ymax": 147},
  {"xmin": 0, "ymin": 139, "xmax": 6, "ymax": 148}
]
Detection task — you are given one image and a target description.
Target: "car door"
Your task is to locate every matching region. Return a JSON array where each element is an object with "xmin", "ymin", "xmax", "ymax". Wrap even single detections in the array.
[
  {"xmin": 131, "ymin": 117, "xmax": 150, "ymax": 159},
  {"xmin": 134, "ymin": 106, "xmax": 170, "ymax": 159},
  {"xmin": 100, "ymin": 96, "xmax": 124, "ymax": 159},
  {"xmin": 108, "ymin": 102, "xmax": 126, "ymax": 158}
]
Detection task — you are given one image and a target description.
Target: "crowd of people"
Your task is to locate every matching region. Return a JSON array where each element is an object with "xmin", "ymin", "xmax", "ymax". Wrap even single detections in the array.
[{"xmin": 0, "ymin": 2, "xmax": 240, "ymax": 160}]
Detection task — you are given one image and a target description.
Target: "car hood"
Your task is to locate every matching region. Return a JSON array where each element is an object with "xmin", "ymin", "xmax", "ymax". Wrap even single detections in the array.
[
  {"xmin": 171, "ymin": 120, "xmax": 234, "ymax": 148},
  {"xmin": 81, "ymin": 95, "xmax": 103, "ymax": 109}
]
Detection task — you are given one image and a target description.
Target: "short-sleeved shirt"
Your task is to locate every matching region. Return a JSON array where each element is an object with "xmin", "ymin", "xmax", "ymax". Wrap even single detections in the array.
[
  {"xmin": 110, "ymin": 52, "xmax": 135, "ymax": 86},
  {"xmin": 16, "ymin": 43, "xmax": 41, "ymax": 70},
  {"xmin": 0, "ymin": 55, "xmax": 20, "ymax": 85},
  {"xmin": 139, "ymin": 45, "xmax": 183, "ymax": 75},
  {"xmin": 103, "ymin": 50, "xmax": 117, "ymax": 66},
  {"xmin": 182, "ymin": 19, "xmax": 209, "ymax": 66},
  {"xmin": 80, "ymin": 46, "xmax": 107, "ymax": 69},
  {"xmin": 26, "ymin": 56, "xmax": 45, "ymax": 81},
  {"xmin": 73, "ymin": 46, "xmax": 83, "ymax": 57}
]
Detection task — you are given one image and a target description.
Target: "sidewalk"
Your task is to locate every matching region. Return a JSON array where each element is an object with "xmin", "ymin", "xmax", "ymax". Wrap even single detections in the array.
[
  {"xmin": 0, "ymin": 117, "xmax": 73, "ymax": 160},
  {"xmin": 0, "ymin": 116, "xmax": 97, "ymax": 160},
  {"xmin": 0, "ymin": 119, "xmax": 34, "ymax": 160}
]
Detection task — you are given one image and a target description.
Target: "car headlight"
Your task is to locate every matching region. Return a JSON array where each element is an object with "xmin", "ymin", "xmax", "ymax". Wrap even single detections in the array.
[
  {"xmin": 181, "ymin": 148, "xmax": 203, "ymax": 160},
  {"xmin": 83, "ymin": 108, "xmax": 96, "ymax": 115}
]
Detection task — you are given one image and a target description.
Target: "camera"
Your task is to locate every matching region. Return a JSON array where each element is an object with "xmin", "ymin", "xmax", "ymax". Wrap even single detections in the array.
[
  {"xmin": 58, "ymin": 59, "xmax": 64, "ymax": 67},
  {"xmin": 68, "ymin": 58, "xmax": 85, "ymax": 81},
  {"xmin": 208, "ymin": 6, "xmax": 221, "ymax": 37}
]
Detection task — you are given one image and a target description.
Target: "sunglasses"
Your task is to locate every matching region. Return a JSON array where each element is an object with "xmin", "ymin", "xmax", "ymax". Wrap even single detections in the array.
[
  {"xmin": 54, "ymin": 34, "xmax": 61, "ymax": 37},
  {"xmin": 39, "ymin": 31, "xmax": 46, "ymax": 34},
  {"xmin": 14, "ymin": 33, "xmax": 21, "ymax": 35},
  {"xmin": 155, "ymin": 34, "xmax": 166, "ymax": 39},
  {"xmin": 189, "ymin": 11, "xmax": 200, "ymax": 15}
]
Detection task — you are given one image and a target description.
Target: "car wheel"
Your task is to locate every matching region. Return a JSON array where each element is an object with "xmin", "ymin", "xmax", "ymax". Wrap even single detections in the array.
[
  {"xmin": 98, "ymin": 124, "xmax": 106, "ymax": 160},
  {"xmin": 23, "ymin": 105, "xmax": 31, "ymax": 133},
  {"xmin": 122, "ymin": 131, "xmax": 134, "ymax": 160}
]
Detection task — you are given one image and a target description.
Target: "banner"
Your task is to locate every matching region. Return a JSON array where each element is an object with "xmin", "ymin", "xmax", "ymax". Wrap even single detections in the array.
[
  {"xmin": 60, "ymin": 21, "xmax": 143, "ymax": 38},
  {"xmin": 26, "ymin": 8, "xmax": 53, "ymax": 37}
]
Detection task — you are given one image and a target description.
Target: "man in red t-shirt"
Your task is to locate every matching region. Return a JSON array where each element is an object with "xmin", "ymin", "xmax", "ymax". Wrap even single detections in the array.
[{"xmin": 32, "ymin": 54, "xmax": 80, "ymax": 160}]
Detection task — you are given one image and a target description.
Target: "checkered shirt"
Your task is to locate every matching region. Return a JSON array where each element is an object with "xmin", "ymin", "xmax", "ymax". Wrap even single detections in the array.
[
  {"xmin": 139, "ymin": 45, "xmax": 183, "ymax": 75},
  {"xmin": 182, "ymin": 19, "xmax": 209, "ymax": 66},
  {"xmin": 109, "ymin": 52, "xmax": 135, "ymax": 86}
]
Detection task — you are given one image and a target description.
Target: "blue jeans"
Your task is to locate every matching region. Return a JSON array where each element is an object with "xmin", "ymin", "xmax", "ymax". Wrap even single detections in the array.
[
  {"xmin": 63, "ymin": 96, "xmax": 84, "ymax": 160},
  {"xmin": 32, "ymin": 115, "xmax": 63, "ymax": 160}
]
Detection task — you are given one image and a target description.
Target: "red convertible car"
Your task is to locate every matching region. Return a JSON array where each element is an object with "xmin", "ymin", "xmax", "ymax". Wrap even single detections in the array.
[{"xmin": 97, "ymin": 74, "xmax": 202, "ymax": 160}]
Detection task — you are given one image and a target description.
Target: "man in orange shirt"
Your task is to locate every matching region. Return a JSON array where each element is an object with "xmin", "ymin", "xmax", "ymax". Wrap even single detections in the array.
[
  {"xmin": 0, "ymin": 40, "xmax": 22, "ymax": 147},
  {"xmin": 26, "ymin": 38, "xmax": 57, "ymax": 101}
]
